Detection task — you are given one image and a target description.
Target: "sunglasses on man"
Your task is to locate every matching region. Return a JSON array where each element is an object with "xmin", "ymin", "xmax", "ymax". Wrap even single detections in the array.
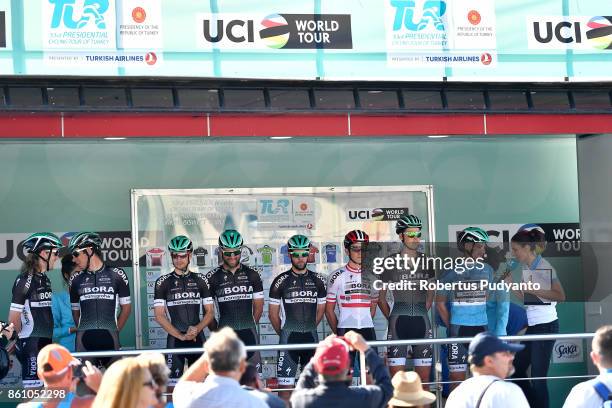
[
  {"xmin": 403, "ymin": 231, "xmax": 422, "ymax": 238},
  {"xmin": 290, "ymin": 251, "xmax": 309, "ymax": 258},
  {"xmin": 222, "ymin": 250, "xmax": 241, "ymax": 257}
]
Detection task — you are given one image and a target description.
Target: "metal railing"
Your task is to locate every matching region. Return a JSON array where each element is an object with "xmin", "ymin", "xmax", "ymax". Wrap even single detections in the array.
[{"xmin": 71, "ymin": 332, "xmax": 596, "ymax": 408}]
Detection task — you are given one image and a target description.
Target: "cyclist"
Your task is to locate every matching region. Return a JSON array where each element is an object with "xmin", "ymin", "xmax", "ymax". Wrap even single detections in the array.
[
  {"xmin": 68, "ymin": 232, "xmax": 131, "ymax": 367},
  {"xmin": 269, "ymin": 234, "xmax": 326, "ymax": 400},
  {"xmin": 154, "ymin": 235, "xmax": 214, "ymax": 385},
  {"xmin": 377, "ymin": 214, "xmax": 435, "ymax": 382},
  {"xmin": 326, "ymin": 230, "xmax": 377, "ymax": 338},
  {"xmin": 436, "ymin": 227, "xmax": 495, "ymax": 390},
  {"xmin": 9, "ymin": 233, "xmax": 62, "ymax": 388},
  {"xmin": 205, "ymin": 230, "xmax": 264, "ymax": 372}
]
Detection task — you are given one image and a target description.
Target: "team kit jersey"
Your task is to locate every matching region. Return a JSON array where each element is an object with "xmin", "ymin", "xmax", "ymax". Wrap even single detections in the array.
[
  {"xmin": 69, "ymin": 265, "xmax": 131, "ymax": 331},
  {"xmin": 257, "ymin": 245, "xmax": 276, "ymax": 265},
  {"xmin": 269, "ymin": 269, "xmax": 327, "ymax": 333},
  {"xmin": 326, "ymin": 264, "xmax": 376, "ymax": 329},
  {"xmin": 10, "ymin": 273, "xmax": 54, "ymax": 339},
  {"xmin": 323, "ymin": 243, "xmax": 338, "ymax": 263},
  {"xmin": 205, "ymin": 264, "xmax": 264, "ymax": 330},
  {"xmin": 153, "ymin": 271, "xmax": 213, "ymax": 332}
]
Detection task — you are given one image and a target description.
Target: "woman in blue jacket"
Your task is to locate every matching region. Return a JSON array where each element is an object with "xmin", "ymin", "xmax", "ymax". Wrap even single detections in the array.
[{"xmin": 52, "ymin": 255, "xmax": 77, "ymax": 351}]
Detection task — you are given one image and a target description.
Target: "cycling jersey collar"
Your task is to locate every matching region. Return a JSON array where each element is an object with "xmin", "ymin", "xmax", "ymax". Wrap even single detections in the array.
[
  {"xmin": 346, "ymin": 264, "xmax": 361, "ymax": 273},
  {"xmin": 290, "ymin": 268, "xmax": 309, "ymax": 277},
  {"xmin": 172, "ymin": 269, "xmax": 190, "ymax": 278},
  {"xmin": 221, "ymin": 263, "xmax": 243, "ymax": 275},
  {"xmin": 85, "ymin": 264, "xmax": 105, "ymax": 274}
]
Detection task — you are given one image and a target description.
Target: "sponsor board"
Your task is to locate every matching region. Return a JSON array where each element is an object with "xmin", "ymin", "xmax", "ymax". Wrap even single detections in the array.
[
  {"xmin": 347, "ymin": 207, "xmax": 410, "ymax": 221},
  {"xmin": 198, "ymin": 13, "xmax": 352, "ymax": 50},
  {"xmin": 527, "ymin": 16, "xmax": 612, "ymax": 50},
  {"xmin": 552, "ymin": 340, "xmax": 583, "ymax": 363}
]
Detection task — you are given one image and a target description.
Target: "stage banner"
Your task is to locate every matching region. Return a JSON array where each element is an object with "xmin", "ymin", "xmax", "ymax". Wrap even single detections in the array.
[{"xmin": 0, "ymin": 0, "xmax": 609, "ymax": 81}]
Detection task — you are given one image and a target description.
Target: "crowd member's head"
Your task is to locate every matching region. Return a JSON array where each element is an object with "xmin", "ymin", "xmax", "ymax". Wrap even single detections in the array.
[
  {"xmin": 518, "ymin": 223, "xmax": 547, "ymax": 255},
  {"xmin": 313, "ymin": 337, "xmax": 351, "ymax": 382},
  {"xmin": 21, "ymin": 232, "xmax": 63, "ymax": 274},
  {"xmin": 387, "ymin": 371, "xmax": 436, "ymax": 408},
  {"xmin": 37, "ymin": 343, "xmax": 80, "ymax": 389},
  {"xmin": 239, "ymin": 363, "xmax": 263, "ymax": 389},
  {"xmin": 204, "ymin": 327, "xmax": 247, "ymax": 380},
  {"xmin": 219, "ymin": 229, "xmax": 243, "ymax": 269},
  {"xmin": 92, "ymin": 357, "xmax": 158, "ymax": 408},
  {"xmin": 343, "ymin": 230, "xmax": 369, "ymax": 267},
  {"xmin": 468, "ymin": 332, "xmax": 524, "ymax": 379},
  {"xmin": 68, "ymin": 232, "xmax": 104, "ymax": 272},
  {"xmin": 61, "ymin": 255, "xmax": 78, "ymax": 287},
  {"xmin": 590, "ymin": 325, "xmax": 612, "ymax": 372},
  {"xmin": 511, "ymin": 228, "xmax": 545, "ymax": 264},
  {"xmin": 395, "ymin": 214, "xmax": 422, "ymax": 251},
  {"xmin": 287, "ymin": 234, "xmax": 311, "ymax": 272},
  {"xmin": 136, "ymin": 353, "xmax": 170, "ymax": 408},
  {"xmin": 167, "ymin": 235, "xmax": 193, "ymax": 274},
  {"xmin": 457, "ymin": 227, "xmax": 489, "ymax": 260}
]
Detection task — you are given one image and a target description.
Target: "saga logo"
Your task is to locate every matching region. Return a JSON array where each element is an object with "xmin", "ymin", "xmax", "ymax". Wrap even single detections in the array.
[{"xmin": 552, "ymin": 341, "xmax": 583, "ymax": 363}]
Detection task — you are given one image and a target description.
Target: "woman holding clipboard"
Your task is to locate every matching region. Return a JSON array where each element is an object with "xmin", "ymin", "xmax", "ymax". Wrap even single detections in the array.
[{"xmin": 510, "ymin": 227, "xmax": 566, "ymax": 408}]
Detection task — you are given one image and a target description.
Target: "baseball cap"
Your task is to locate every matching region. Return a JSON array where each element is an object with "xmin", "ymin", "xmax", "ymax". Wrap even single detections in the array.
[
  {"xmin": 37, "ymin": 344, "xmax": 80, "ymax": 377},
  {"xmin": 313, "ymin": 337, "xmax": 350, "ymax": 376},
  {"xmin": 469, "ymin": 332, "xmax": 525, "ymax": 364}
]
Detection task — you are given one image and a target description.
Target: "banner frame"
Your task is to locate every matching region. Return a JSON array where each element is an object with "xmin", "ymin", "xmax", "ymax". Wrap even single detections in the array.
[{"xmin": 130, "ymin": 184, "xmax": 436, "ymax": 348}]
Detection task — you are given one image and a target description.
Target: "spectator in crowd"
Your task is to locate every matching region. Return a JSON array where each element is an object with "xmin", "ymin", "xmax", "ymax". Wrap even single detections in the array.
[
  {"xmin": 240, "ymin": 362, "xmax": 286, "ymax": 408},
  {"xmin": 510, "ymin": 228, "xmax": 565, "ymax": 408},
  {"xmin": 563, "ymin": 325, "xmax": 612, "ymax": 408},
  {"xmin": 387, "ymin": 371, "xmax": 436, "ymax": 408},
  {"xmin": 172, "ymin": 327, "xmax": 267, "ymax": 408},
  {"xmin": 290, "ymin": 330, "xmax": 392, "ymax": 408},
  {"xmin": 136, "ymin": 352, "xmax": 171, "ymax": 408},
  {"xmin": 92, "ymin": 357, "xmax": 159, "ymax": 408},
  {"xmin": 17, "ymin": 343, "xmax": 101, "ymax": 408},
  {"xmin": 446, "ymin": 332, "xmax": 529, "ymax": 408},
  {"xmin": 52, "ymin": 256, "xmax": 78, "ymax": 352}
]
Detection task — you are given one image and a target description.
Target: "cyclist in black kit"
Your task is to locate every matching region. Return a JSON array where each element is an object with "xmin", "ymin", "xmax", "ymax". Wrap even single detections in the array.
[
  {"xmin": 68, "ymin": 232, "xmax": 131, "ymax": 368},
  {"xmin": 269, "ymin": 234, "xmax": 327, "ymax": 400},
  {"xmin": 205, "ymin": 230, "xmax": 264, "ymax": 371},
  {"xmin": 154, "ymin": 235, "xmax": 214, "ymax": 385},
  {"xmin": 9, "ymin": 233, "xmax": 62, "ymax": 388}
]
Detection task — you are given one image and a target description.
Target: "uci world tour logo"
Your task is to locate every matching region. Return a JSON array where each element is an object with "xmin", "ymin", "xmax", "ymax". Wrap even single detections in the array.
[
  {"xmin": 586, "ymin": 16, "xmax": 612, "ymax": 50},
  {"xmin": 391, "ymin": 0, "xmax": 447, "ymax": 31},
  {"xmin": 49, "ymin": 0, "xmax": 109, "ymax": 29},
  {"xmin": 201, "ymin": 13, "xmax": 352, "ymax": 49}
]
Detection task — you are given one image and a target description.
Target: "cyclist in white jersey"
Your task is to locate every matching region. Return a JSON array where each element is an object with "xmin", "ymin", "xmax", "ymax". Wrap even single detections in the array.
[{"xmin": 326, "ymin": 230, "xmax": 377, "ymax": 340}]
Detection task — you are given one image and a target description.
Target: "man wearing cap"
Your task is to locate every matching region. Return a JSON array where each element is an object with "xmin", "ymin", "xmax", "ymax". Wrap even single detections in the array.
[
  {"xmin": 290, "ymin": 330, "xmax": 393, "ymax": 408},
  {"xmin": 446, "ymin": 332, "xmax": 529, "ymax": 408},
  {"xmin": 17, "ymin": 343, "xmax": 101, "ymax": 408}
]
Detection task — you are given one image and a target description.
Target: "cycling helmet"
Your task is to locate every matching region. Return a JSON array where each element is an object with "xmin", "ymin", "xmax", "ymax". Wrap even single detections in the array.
[
  {"xmin": 168, "ymin": 235, "xmax": 193, "ymax": 253},
  {"xmin": 457, "ymin": 227, "xmax": 489, "ymax": 252},
  {"xmin": 343, "ymin": 230, "xmax": 369, "ymax": 249},
  {"xmin": 395, "ymin": 214, "xmax": 422, "ymax": 234},
  {"xmin": 22, "ymin": 233, "xmax": 62, "ymax": 254},
  {"xmin": 218, "ymin": 229, "xmax": 243, "ymax": 249},
  {"xmin": 287, "ymin": 235, "xmax": 311, "ymax": 251},
  {"xmin": 68, "ymin": 232, "xmax": 102, "ymax": 253}
]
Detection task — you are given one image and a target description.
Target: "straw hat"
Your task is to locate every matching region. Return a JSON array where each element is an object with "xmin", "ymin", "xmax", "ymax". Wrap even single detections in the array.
[{"xmin": 388, "ymin": 371, "xmax": 436, "ymax": 407}]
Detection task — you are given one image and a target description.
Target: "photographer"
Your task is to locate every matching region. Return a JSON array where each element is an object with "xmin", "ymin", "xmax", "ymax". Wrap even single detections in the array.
[
  {"xmin": 17, "ymin": 343, "xmax": 102, "ymax": 408},
  {"xmin": 290, "ymin": 331, "xmax": 392, "ymax": 408}
]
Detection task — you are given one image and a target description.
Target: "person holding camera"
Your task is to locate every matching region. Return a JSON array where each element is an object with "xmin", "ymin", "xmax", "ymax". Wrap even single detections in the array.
[
  {"xmin": 9, "ymin": 233, "xmax": 63, "ymax": 388},
  {"xmin": 16, "ymin": 343, "xmax": 102, "ymax": 408},
  {"xmin": 290, "ymin": 330, "xmax": 393, "ymax": 408}
]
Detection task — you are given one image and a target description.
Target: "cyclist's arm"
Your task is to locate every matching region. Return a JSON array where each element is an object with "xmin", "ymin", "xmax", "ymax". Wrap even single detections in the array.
[
  {"xmin": 154, "ymin": 306, "xmax": 184, "ymax": 340},
  {"xmin": 117, "ymin": 303, "xmax": 131, "ymax": 331},
  {"xmin": 196, "ymin": 303, "xmax": 214, "ymax": 333},
  {"xmin": 316, "ymin": 303, "xmax": 325, "ymax": 327},
  {"xmin": 377, "ymin": 288, "xmax": 390, "ymax": 318},
  {"xmin": 269, "ymin": 304, "xmax": 282, "ymax": 335},
  {"xmin": 325, "ymin": 302, "xmax": 338, "ymax": 334},
  {"xmin": 435, "ymin": 293, "xmax": 450, "ymax": 328},
  {"xmin": 252, "ymin": 299, "xmax": 264, "ymax": 324},
  {"xmin": 251, "ymin": 270, "xmax": 265, "ymax": 324},
  {"xmin": 315, "ymin": 275, "xmax": 327, "ymax": 327},
  {"xmin": 7, "ymin": 311, "xmax": 21, "ymax": 334}
]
